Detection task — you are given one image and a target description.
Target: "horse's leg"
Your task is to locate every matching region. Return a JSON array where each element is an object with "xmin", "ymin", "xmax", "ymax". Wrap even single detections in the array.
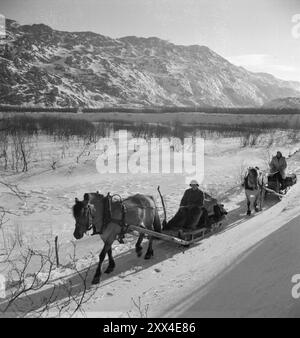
[
  {"xmin": 254, "ymin": 190, "xmax": 260, "ymax": 212},
  {"xmin": 135, "ymin": 233, "xmax": 144, "ymax": 257},
  {"xmin": 92, "ymin": 243, "xmax": 110, "ymax": 284},
  {"xmin": 104, "ymin": 247, "xmax": 115, "ymax": 274},
  {"xmin": 246, "ymin": 191, "xmax": 251, "ymax": 215},
  {"xmin": 260, "ymin": 187, "xmax": 265, "ymax": 210},
  {"xmin": 144, "ymin": 236, "xmax": 154, "ymax": 260}
]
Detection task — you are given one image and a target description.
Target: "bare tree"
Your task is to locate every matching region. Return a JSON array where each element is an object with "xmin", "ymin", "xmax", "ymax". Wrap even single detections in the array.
[
  {"xmin": 0, "ymin": 241, "xmax": 100, "ymax": 317},
  {"xmin": 0, "ymin": 131, "xmax": 8, "ymax": 170},
  {"xmin": 127, "ymin": 296, "xmax": 149, "ymax": 318},
  {"xmin": 11, "ymin": 131, "xmax": 33, "ymax": 172}
]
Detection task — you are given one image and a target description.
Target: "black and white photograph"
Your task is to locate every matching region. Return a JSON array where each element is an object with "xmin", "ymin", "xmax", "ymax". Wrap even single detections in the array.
[{"xmin": 0, "ymin": 0, "xmax": 300, "ymax": 321}]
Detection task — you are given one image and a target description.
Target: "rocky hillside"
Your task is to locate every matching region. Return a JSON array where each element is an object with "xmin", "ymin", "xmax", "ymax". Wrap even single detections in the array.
[
  {"xmin": 263, "ymin": 97, "xmax": 300, "ymax": 109},
  {"xmin": 0, "ymin": 18, "xmax": 300, "ymax": 108}
]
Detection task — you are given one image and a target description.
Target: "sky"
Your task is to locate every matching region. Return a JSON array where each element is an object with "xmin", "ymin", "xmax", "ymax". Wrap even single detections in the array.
[{"xmin": 1, "ymin": 0, "xmax": 300, "ymax": 81}]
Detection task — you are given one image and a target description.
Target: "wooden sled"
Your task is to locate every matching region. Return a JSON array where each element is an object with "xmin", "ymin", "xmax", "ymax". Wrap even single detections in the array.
[{"xmin": 264, "ymin": 172, "xmax": 297, "ymax": 199}]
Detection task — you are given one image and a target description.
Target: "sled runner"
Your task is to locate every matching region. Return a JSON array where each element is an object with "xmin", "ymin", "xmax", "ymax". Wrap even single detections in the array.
[{"xmin": 128, "ymin": 220, "xmax": 225, "ymax": 247}]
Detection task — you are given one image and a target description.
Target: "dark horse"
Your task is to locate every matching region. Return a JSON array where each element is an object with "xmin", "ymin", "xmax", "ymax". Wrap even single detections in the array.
[{"xmin": 72, "ymin": 192, "xmax": 161, "ymax": 284}]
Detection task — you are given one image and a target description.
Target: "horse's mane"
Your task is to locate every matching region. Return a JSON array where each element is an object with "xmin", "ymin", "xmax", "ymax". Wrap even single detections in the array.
[
  {"xmin": 72, "ymin": 192, "xmax": 105, "ymax": 219},
  {"xmin": 72, "ymin": 201, "xmax": 84, "ymax": 218},
  {"xmin": 102, "ymin": 194, "xmax": 112, "ymax": 227}
]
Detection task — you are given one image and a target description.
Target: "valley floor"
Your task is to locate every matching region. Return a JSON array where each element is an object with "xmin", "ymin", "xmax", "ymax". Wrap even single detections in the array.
[{"xmin": 1, "ymin": 131, "xmax": 300, "ymax": 317}]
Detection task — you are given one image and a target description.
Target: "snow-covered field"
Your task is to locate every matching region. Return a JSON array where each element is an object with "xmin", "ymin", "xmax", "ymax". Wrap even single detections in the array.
[{"xmin": 1, "ymin": 126, "xmax": 300, "ymax": 317}]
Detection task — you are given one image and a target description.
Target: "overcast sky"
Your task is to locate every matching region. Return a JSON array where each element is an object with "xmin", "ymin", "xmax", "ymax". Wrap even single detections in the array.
[{"xmin": 1, "ymin": 0, "xmax": 300, "ymax": 81}]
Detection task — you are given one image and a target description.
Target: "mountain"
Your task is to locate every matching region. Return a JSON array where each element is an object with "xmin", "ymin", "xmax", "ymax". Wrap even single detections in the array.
[
  {"xmin": 1, "ymin": 18, "xmax": 300, "ymax": 108},
  {"xmin": 263, "ymin": 97, "xmax": 300, "ymax": 109}
]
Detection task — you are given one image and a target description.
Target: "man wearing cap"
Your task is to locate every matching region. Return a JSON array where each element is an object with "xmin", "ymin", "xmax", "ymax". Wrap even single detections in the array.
[
  {"xmin": 180, "ymin": 179, "xmax": 204, "ymax": 207},
  {"xmin": 165, "ymin": 179, "xmax": 208, "ymax": 230},
  {"xmin": 269, "ymin": 151, "xmax": 287, "ymax": 187}
]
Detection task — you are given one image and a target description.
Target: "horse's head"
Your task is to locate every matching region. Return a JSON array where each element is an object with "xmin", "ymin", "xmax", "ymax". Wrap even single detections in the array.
[
  {"xmin": 218, "ymin": 204, "xmax": 228, "ymax": 216},
  {"xmin": 72, "ymin": 193, "xmax": 96, "ymax": 239},
  {"xmin": 248, "ymin": 167, "xmax": 258, "ymax": 178},
  {"xmin": 246, "ymin": 167, "xmax": 259, "ymax": 189}
]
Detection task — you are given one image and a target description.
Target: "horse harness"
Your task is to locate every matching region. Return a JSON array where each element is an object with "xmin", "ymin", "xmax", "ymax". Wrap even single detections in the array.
[
  {"xmin": 85, "ymin": 192, "xmax": 156, "ymax": 241},
  {"xmin": 104, "ymin": 193, "xmax": 156, "ymax": 239},
  {"xmin": 83, "ymin": 192, "xmax": 128, "ymax": 241},
  {"xmin": 84, "ymin": 204, "xmax": 95, "ymax": 232},
  {"xmin": 104, "ymin": 193, "xmax": 129, "ymax": 234}
]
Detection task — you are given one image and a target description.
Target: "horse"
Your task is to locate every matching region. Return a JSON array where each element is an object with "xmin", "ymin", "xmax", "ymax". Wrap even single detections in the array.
[
  {"xmin": 244, "ymin": 167, "xmax": 267, "ymax": 215},
  {"xmin": 72, "ymin": 192, "xmax": 161, "ymax": 284}
]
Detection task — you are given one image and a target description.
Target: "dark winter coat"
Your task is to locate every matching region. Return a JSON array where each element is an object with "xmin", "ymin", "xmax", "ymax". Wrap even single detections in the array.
[
  {"xmin": 180, "ymin": 188, "xmax": 204, "ymax": 207},
  {"xmin": 269, "ymin": 155, "xmax": 287, "ymax": 179}
]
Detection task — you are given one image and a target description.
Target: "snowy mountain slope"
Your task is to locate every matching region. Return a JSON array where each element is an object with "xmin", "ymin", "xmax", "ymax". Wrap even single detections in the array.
[
  {"xmin": 1, "ymin": 18, "xmax": 300, "ymax": 108},
  {"xmin": 264, "ymin": 97, "xmax": 300, "ymax": 109}
]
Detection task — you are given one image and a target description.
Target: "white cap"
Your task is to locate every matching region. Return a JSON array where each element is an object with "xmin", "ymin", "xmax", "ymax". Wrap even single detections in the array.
[{"xmin": 189, "ymin": 179, "xmax": 199, "ymax": 186}]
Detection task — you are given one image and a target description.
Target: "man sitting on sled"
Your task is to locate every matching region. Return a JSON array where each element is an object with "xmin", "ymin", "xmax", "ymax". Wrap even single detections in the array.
[
  {"xmin": 164, "ymin": 179, "xmax": 211, "ymax": 231},
  {"xmin": 269, "ymin": 151, "xmax": 287, "ymax": 190}
]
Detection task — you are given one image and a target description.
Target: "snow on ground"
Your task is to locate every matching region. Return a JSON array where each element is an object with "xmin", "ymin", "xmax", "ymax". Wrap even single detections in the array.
[
  {"xmin": 164, "ymin": 180, "xmax": 300, "ymax": 318},
  {"xmin": 1, "ymin": 128, "xmax": 300, "ymax": 317}
]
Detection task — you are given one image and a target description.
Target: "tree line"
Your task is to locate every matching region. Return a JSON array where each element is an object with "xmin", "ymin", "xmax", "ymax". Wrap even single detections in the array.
[{"xmin": 1, "ymin": 105, "xmax": 300, "ymax": 115}]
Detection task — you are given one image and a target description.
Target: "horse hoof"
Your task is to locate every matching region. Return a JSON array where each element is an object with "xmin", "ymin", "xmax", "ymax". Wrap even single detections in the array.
[
  {"xmin": 255, "ymin": 208, "xmax": 259, "ymax": 212},
  {"xmin": 92, "ymin": 276, "xmax": 100, "ymax": 284},
  {"xmin": 247, "ymin": 211, "xmax": 251, "ymax": 216},
  {"xmin": 136, "ymin": 248, "xmax": 143, "ymax": 257},
  {"xmin": 144, "ymin": 251, "xmax": 153, "ymax": 260},
  {"xmin": 104, "ymin": 266, "xmax": 114, "ymax": 274}
]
